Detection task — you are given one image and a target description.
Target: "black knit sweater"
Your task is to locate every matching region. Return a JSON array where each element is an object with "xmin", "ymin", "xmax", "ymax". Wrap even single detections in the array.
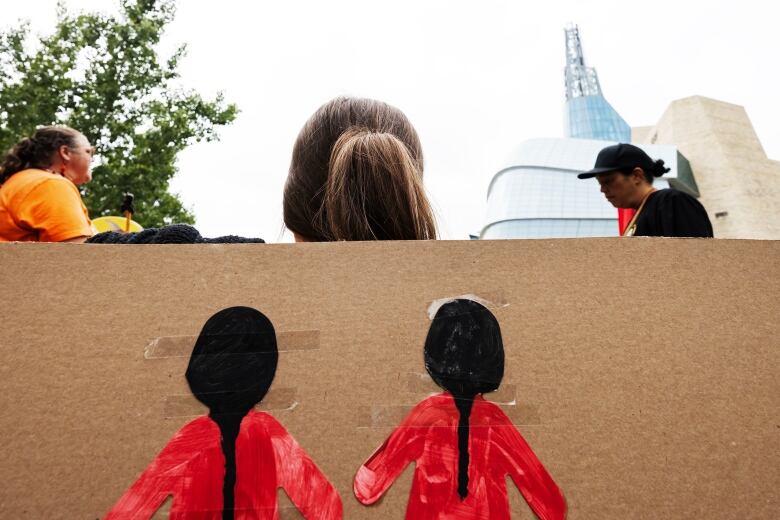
[{"xmin": 86, "ymin": 224, "xmax": 265, "ymax": 244}]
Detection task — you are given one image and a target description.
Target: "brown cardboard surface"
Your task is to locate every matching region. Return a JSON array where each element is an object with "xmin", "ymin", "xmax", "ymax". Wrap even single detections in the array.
[{"xmin": 0, "ymin": 238, "xmax": 778, "ymax": 519}]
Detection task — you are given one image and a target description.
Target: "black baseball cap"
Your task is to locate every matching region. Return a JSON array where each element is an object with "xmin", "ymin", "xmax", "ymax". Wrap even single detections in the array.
[{"xmin": 577, "ymin": 143, "xmax": 654, "ymax": 179}]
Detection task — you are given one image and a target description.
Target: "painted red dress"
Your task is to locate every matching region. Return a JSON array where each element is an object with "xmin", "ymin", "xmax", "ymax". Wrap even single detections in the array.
[
  {"xmin": 106, "ymin": 411, "xmax": 342, "ymax": 519},
  {"xmin": 354, "ymin": 393, "xmax": 566, "ymax": 520}
]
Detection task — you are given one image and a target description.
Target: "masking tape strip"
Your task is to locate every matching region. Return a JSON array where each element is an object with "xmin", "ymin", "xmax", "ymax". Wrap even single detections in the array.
[
  {"xmin": 278, "ymin": 507, "xmax": 305, "ymax": 520},
  {"xmin": 150, "ymin": 496, "xmax": 172, "ymax": 520},
  {"xmin": 405, "ymin": 372, "xmax": 517, "ymax": 404},
  {"xmin": 149, "ymin": 494, "xmax": 302, "ymax": 519},
  {"xmin": 357, "ymin": 401, "xmax": 538, "ymax": 428},
  {"xmin": 145, "ymin": 330, "xmax": 320, "ymax": 359},
  {"xmin": 277, "ymin": 489, "xmax": 307, "ymax": 520},
  {"xmin": 149, "ymin": 496, "xmax": 306, "ymax": 520},
  {"xmin": 163, "ymin": 388, "xmax": 298, "ymax": 418},
  {"xmin": 427, "ymin": 292, "xmax": 510, "ymax": 320}
]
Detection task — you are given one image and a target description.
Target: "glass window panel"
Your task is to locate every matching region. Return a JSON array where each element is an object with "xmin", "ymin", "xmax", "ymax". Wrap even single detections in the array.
[{"xmin": 482, "ymin": 219, "xmax": 618, "ymax": 239}]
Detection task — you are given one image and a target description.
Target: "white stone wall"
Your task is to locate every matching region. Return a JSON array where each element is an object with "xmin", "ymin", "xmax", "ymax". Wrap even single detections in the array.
[{"xmin": 639, "ymin": 96, "xmax": 780, "ymax": 239}]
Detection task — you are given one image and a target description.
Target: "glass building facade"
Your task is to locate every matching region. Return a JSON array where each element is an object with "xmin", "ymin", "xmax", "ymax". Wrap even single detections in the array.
[
  {"xmin": 480, "ymin": 24, "xmax": 684, "ymax": 239},
  {"xmin": 481, "ymin": 139, "xmax": 674, "ymax": 239},
  {"xmin": 565, "ymin": 96, "xmax": 631, "ymax": 142}
]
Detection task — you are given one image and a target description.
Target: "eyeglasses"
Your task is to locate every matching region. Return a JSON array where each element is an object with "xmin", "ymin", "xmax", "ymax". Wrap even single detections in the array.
[{"xmin": 70, "ymin": 145, "xmax": 97, "ymax": 158}]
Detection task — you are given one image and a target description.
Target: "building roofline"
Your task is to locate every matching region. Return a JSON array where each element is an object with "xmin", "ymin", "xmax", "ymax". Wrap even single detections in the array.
[{"xmin": 479, "ymin": 216, "xmax": 617, "ymax": 239}]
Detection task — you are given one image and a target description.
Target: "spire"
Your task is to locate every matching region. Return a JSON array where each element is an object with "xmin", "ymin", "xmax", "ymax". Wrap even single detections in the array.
[
  {"xmin": 563, "ymin": 23, "xmax": 630, "ymax": 141},
  {"xmin": 564, "ymin": 24, "xmax": 602, "ymax": 100}
]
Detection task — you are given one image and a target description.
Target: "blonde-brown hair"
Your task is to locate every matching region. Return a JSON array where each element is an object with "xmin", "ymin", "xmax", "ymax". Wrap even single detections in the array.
[{"xmin": 284, "ymin": 97, "xmax": 437, "ymax": 241}]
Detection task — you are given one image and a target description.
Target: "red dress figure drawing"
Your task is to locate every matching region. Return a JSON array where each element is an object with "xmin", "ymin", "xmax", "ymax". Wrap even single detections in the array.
[
  {"xmin": 354, "ymin": 299, "xmax": 566, "ymax": 520},
  {"xmin": 106, "ymin": 306, "xmax": 342, "ymax": 520}
]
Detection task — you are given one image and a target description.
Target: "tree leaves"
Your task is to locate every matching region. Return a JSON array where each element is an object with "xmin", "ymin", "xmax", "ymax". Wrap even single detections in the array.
[{"xmin": 0, "ymin": 0, "xmax": 237, "ymax": 227}]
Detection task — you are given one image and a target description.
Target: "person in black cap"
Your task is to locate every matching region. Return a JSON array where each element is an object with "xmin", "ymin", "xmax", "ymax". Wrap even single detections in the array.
[{"xmin": 578, "ymin": 143, "xmax": 713, "ymax": 237}]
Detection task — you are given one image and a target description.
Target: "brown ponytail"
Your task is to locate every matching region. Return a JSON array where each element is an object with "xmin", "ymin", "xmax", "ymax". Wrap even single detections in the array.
[
  {"xmin": 322, "ymin": 128, "xmax": 436, "ymax": 241},
  {"xmin": 284, "ymin": 97, "xmax": 437, "ymax": 241},
  {"xmin": 0, "ymin": 126, "xmax": 80, "ymax": 184}
]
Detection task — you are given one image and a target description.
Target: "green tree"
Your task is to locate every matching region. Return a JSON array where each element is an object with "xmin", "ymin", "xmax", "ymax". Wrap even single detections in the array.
[{"xmin": 0, "ymin": 0, "xmax": 237, "ymax": 226}]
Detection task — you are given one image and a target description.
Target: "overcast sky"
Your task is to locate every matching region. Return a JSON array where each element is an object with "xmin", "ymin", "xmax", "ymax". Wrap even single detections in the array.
[{"xmin": 4, "ymin": 1, "xmax": 778, "ymax": 240}]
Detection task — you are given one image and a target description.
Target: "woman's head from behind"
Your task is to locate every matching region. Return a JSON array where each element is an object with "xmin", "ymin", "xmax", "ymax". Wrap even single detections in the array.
[
  {"xmin": 284, "ymin": 97, "xmax": 436, "ymax": 241},
  {"xmin": 0, "ymin": 126, "xmax": 94, "ymax": 185}
]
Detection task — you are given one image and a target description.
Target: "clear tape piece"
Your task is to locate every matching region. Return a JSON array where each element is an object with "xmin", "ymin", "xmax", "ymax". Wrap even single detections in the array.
[
  {"xmin": 163, "ymin": 388, "xmax": 298, "ymax": 418},
  {"xmin": 427, "ymin": 293, "xmax": 509, "ymax": 320},
  {"xmin": 357, "ymin": 402, "xmax": 540, "ymax": 428},
  {"xmin": 145, "ymin": 330, "xmax": 320, "ymax": 359}
]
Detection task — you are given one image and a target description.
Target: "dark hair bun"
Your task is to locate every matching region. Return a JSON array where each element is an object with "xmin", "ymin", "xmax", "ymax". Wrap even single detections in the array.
[
  {"xmin": 652, "ymin": 159, "xmax": 670, "ymax": 178},
  {"xmin": 16, "ymin": 138, "xmax": 45, "ymax": 161},
  {"xmin": 1, "ymin": 126, "xmax": 80, "ymax": 183}
]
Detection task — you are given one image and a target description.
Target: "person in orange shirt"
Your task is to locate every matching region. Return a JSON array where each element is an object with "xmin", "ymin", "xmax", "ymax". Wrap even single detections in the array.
[{"xmin": 0, "ymin": 126, "xmax": 96, "ymax": 242}]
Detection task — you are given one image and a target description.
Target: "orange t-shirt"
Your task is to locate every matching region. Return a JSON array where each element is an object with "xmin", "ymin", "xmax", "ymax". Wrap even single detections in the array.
[{"xmin": 0, "ymin": 169, "xmax": 94, "ymax": 242}]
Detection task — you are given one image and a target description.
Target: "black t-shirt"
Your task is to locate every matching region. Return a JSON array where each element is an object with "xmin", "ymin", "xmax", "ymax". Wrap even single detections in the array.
[{"xmin": 634, "ymin": 189, "xmax": 714, "ymax": 238}]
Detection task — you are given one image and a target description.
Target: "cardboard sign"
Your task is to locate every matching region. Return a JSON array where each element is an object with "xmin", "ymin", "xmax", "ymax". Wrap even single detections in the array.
[{"xmin": 0, "ymin": 239, "xmax": 777, "ymax": 518}]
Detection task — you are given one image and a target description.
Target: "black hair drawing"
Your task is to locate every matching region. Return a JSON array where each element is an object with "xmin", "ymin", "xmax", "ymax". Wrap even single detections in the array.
[
  {"xmin": 185, "ymin": 306, "xmax": 278, "ymax": 520},
  {"xmin": 423, "ymin": 298, "xmax": 505, "ymax": 500}
]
